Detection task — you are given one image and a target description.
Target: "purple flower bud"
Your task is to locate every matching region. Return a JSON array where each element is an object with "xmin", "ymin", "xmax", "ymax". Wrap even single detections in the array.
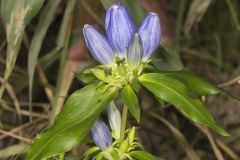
[
  {"xmin": 108, "ymin": 101, "xmax": 121, "ymax": 139},
  {"xmin": 138, "ymin": 12, "xmax": 161, "ymax": 61},
  {"xmin": 91, "ymin": 120, "xmax": 112, "ymax": 150},
  {"xmin": 127, "ymin": 33, "xmax": 143, "ymax": 70},
  {"xmin": 106, "ymin": 4, "xmax": 135, "ymax": 57},
  {"xmin": 83, "ymin": 24, "xmax": 115, "ymax": 65}
]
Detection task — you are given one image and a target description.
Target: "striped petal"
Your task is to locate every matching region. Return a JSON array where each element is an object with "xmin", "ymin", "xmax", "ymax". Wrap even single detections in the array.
[
  {"xmin": 138, "ymin": 13, "xmax": 161, "ymax": 60},
  {"xmin": 83, "ymin": 24, "xmax": 114, "ymax": 65},
  {"xmin": 106, "ymin": 4, "xmax": 135, "ymax": 57},
  {"xmin": 91, "ymin": 119, "xmax": 112, "ymax": 150},
  {"xmin": 108, "ymin": 101, "xmax": 121, "ymax": 140},
  {"xmin": 127, "ymin": 33, "xmax": 143, "ymax": 70}
]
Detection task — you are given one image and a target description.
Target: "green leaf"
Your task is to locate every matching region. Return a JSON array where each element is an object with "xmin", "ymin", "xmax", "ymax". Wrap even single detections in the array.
[
  {"xmin": 1, "ymin": 0, "xmax": 44, "ymax": 26},
  {"xmin": 131, "ymin": 77, "xmax": 141, "ymax": 92},
  {"xmin": 91, "ymin": 68, "xmax": 110, "ymax": 83},
  {"xmin": 122, "ymin": 85, "xmax": 140, "ymax": 122},
  {"xmin": 0, "ymin": 0, "xmax": 44, "ymax": 98},
  {"xmin": 158, "ymin": 69, "xmax": 221, "ymax": 96},
  {"xmin": 27, "ymin": 0, "xmax": 62, "ymax": 113},
  {"xmin": 28, "ymin": 0, "xmax": 62, "ymax": 82},
  {"xmin": 95, "ymin": 152, "xmax": 104, "ymax": 160},
  {"xmin": 83, "ymin": 146, "xmax": 100, "ymax": 160},
  {"xmin": 127, "ymin": 127, "xmax": 136, "ymax": 145},
  {"xmin": 26, "ymin": 84, "xmax": 118, "ymax": 160},
  {"xmin": 139, "ymin": 73, "xmax": 229, "ymax": 136},
  {"xmin": 109, "ymin": 149, "xmax": 121, "ymax": 160},
  {"xmin": 76, "ymin": 68, "xmax": 97, "ymax": 84},
  {"xmin": 131, "ymin": 151, "xmax": 158, "ymax": 160}
]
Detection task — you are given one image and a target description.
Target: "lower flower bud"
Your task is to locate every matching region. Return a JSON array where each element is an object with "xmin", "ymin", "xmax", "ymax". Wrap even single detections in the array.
[{"xmin": 91, "ymin": 119, "xmax": 112, "ymax": 150}]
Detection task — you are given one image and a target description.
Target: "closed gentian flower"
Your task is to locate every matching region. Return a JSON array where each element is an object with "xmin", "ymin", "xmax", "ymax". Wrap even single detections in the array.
[
  {"xmin": 138, "ymin": 13, "xmax": 161, "ymax": 61},
  {"xmin": 106, "ymin": 4, "xmax": 135, "ymax": 57},
  {"xmin": 83, "ymin": 25, "xmax": 114, "ymax": 65},
  {"xmin": 83, "ymin": 4, "xmax": 160, "ymax": 68},
  {"xmin": 127, "ymin": 33, "xmax": 143, "ymax": 70},
  {"xmin": 91, "ymin": 119, "xmax": 112, "ymax": 150},
  {"xmin": 108, "ymin": 101, "xmax": 121, "ymax": 139}
]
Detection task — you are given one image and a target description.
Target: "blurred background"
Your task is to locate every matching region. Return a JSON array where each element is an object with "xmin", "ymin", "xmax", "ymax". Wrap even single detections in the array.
[{"xmin": 0, "ymin": 0, "xmax": 240, "ymax": 159}]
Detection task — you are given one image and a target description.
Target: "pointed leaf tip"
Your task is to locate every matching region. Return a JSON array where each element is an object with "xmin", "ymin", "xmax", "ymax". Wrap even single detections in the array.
[
  {"xmin": 26, "ymin": 84, "xmax": 118, "ymax": 159},
  {"xmin": 122, "ymin": 85, "xmax": 140, "ymax": 122},
  {"xmin": 139, "ymin": 73, "xmax": 229, "ymax": 136}
]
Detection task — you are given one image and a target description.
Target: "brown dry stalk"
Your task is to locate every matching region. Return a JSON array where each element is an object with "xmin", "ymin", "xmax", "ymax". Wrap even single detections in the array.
[
  {"xmin": 194, "ymin": 124, "xmax": 224, "ymax": 160},
  {"xmin": 0, "ymin": 122, "xmax": 31, "ymax": 140},
  {"xmin": 55, "ymin": 60, "xmax": 83, "ymax": 114},
  {"xmin": 0, "ymin": 77, "xmax": 21, "ymax": 120},
  {"xmin": 4, "ymin": 101, "xmax": 49, "ymax": 108},
  {"xmin": 0, "ymin": 129, "xmax": 32, "ymax": 143},
  {"xmin": 36, "ymin": 63, "xmax": 54, "ymax": 103},
  {"xmin": 0, "ymin": 117, "xmax": 44, "ymax": 140},
  {"xmin": 1, "ymin": 101, "xmax": 49, "ymax": 119},
  {"xmin": 215, "ymin": 138, "xmax": 240, "ymax": 160},
  {"xmin": 218, "ymin": 75, "xmax": 240, "ymax": 87},
  {"xmin": 149, "ymin": 112, "xmax": 200, "ymax": 160}
]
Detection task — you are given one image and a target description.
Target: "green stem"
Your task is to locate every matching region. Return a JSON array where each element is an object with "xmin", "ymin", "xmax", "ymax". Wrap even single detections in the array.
[{"xmin": 120, "ymin": 105, "xmax": 128, "ymax": 141}]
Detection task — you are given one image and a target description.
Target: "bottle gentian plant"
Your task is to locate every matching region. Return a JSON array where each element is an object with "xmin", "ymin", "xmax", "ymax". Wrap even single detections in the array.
[{"xmin": 26, "ymin": 3, "xmax": 229, "ymax": 160}]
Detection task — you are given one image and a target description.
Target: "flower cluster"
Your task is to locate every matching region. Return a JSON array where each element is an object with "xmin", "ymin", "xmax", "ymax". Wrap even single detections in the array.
[{"xmin": 83, "ymin": 4, "xmax": 161, "ymax": 71}]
